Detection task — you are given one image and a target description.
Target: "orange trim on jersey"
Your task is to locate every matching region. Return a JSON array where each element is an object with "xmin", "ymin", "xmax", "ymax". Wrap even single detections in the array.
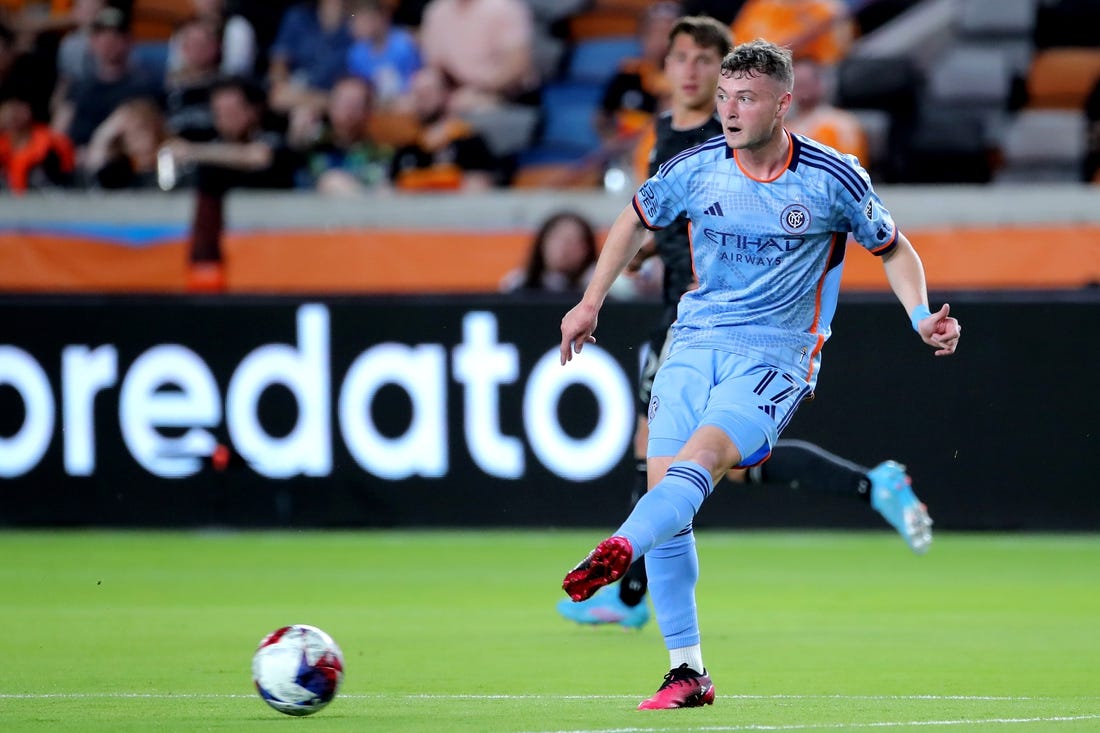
[
  {"xmin": 804, "ymin": 231, "xmax": 841, "ymax": 382},
  {"xmin": 733, "ymin": 131, "xmax": 795, "ymax": 183},
  {"xmin": 687, "ymin": 219, "xmax": 697, "ymax": 286},
  {"xmin": 632, "ymin": 193, "xmax": 659, "ymax": 230},
  {"xmin": 868, "ymin": 224, "xmax": 899, "ymax": 254}
]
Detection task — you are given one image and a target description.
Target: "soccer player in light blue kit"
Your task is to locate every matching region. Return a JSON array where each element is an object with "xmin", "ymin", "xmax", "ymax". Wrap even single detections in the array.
[{"xmin": 558, "ymin": 39, "xmax": 961, "ymax": 711}]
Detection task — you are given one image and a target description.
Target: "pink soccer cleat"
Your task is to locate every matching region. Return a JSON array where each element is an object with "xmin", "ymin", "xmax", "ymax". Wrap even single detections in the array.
[
  {"xmin": 637, "ymin": 663, "xmax": 716, "ymax": 710},
  {"xmin": 561, "ymin": 535, "xmax": 633, "ymax": 602}
]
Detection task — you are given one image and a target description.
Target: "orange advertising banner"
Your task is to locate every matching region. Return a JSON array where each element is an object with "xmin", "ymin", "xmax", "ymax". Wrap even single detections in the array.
[{"xmin": 1, "ymin": 224, "xmax": 1098, "ymax": 293}]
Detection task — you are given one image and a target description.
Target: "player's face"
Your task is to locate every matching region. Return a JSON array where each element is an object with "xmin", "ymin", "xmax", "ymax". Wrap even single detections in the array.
[
  {"xmin": 664, "ymin": 33, "xmax": 724, "ymax": 113},
  {"xmin": 715, "ymin": 70, "xmax": 791, "ymax": 150}
]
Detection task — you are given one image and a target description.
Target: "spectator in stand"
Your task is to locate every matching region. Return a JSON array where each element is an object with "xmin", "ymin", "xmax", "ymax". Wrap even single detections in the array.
[
  {"xmin": 0, "ymin": 19, "xmax": 55, "ymax": 121},
  {"xmin": 785, "ymin": 56, "xmax": 867, "ymax": 163},
  {"xmin": 55, "ymin": 0, "xmax": 104, "ymax": 87},
  {"xmin": 346, "ymin": 0, "xmax": 420, "ymax": 106},
  {"xmin": 500, "ymin": 211, "xmax": 598, "ymax": 294},
  {"xmin": 267, "ymin": 0, "xmax": 353, "ymax": 114},
  {"xmin": 51, "ymin": 6, "xmax": 162, "ymax": 150},
  {"xmin": 292, "ymin": 74, "xmax": 391, "ymax": 194},
  {"xmin": 164, "ymin": 18, "xmax": 221, "ymax": 142},
  {"xmin": 163, "ymin": 76, "xmax": 300, "ymax": 191},
  {"xmin": 389, "ymin": 67, "xmax": 502, "ymax": 191},
  {"xmin": 596, "ymin": 2, "xmax": 679, "ymax": 152},
  {"xmin": 730, "ymin": 0, "xmax": 855, "ymax": 67},
  {"xmin": 418, "ymin": 0, "xmax": 537, "ymax": 113},
  {"xmin": 169, "ymin": 77, "xmax": 302, "ymax": 291},
  {"xmin": 166, "ymin": 0, "xmax": 257, "ymax": 79},
  {"xmin": 82, "ymin": 95, "xmax": 165, "ymax": 188},
  {"xmin": 0, "ymin": 90, "xmax": 75, "ymax": 193}
]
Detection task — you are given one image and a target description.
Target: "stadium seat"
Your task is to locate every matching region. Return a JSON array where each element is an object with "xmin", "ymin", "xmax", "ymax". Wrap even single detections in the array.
[
  {"xmin": 835, "ymin": 55, "xmax": 923, "ymax": 123},
  {"xmin": 132, "ymin": 41, "xmax": 169, "ymax": 83},
  {"xmin": 531, "ymin": 81, "xmax": 604, "ymax": 158},
  {"xmin": 461, "ymin": 105, "xmax": 540, "ymax": 157},
  {"xmin": 954, "ymin": 0, "xmax": 1037, "ymax": 76},
  {"xmin": 995, "ymin": 109, "xmax": 1088, "ymax": 182},
  {"xmin": 899, "ymin": 108, "xmax": 993, "ymax": 184},
  {"xmin": 1026, "ymin": 47, "xmax": 1100, "ymax": 109},
  {"xmin": 956, "ymin": 0, "xmax": 1037, "ymax": 39},
  {"xmin": 511, "ymin": 161, "xmax": 602, "ymax": 189},
  {"xmin": 569, "ymin": 10, "xmax": 639, "ymax": 40},
  {"xmin": 567, "ymin": 37, "xmax": 642, "ymax": 85},
  {"xmin": 927, "ymin": 45, "xmax": 1012, "ymax": 110},
  {"xmin": 130, "ymin": 0, "xmax": 192, "ymax": 42}
]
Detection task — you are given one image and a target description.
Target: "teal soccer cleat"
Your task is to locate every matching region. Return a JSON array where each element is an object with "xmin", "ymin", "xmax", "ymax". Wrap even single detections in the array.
[
  {"xmin": 556, "ymin": 586, "xmax": 650, "ymax": 629},
  {"xmin": 869, "ymin": 461, "xmax": 933, "ymax": 554}
]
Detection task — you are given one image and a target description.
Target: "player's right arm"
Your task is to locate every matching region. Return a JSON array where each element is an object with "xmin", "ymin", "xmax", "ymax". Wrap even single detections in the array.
[{"xmin": 560, "ymin": 204, "xmax": 648, "ymax": 365}]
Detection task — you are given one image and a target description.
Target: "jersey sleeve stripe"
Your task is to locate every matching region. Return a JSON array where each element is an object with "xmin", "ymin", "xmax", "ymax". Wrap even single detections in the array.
[
  {"xmin": 797, "ymin": 157, "xmax": 862, "ymax": 201},
  {"xmin": 798, "ymin": 146, "xmax": 868, "ymax": 200}
]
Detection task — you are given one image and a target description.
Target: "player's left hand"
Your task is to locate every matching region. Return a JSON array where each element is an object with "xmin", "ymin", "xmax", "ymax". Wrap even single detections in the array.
[
  {"xmin": 918, "ymin": 303, "xmax": 961, "ymax": 356},
  {"xmin": 560, "ymin": 302, "xmax": 599, "ymax": 365}
]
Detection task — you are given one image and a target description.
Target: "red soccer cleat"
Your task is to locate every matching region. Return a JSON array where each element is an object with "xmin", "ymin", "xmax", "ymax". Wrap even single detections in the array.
[
  {"xmin": 561, "ymin": 536, "xmax": 633, "ymax": 602},
  {"xmin": 637, "ymin": 663, "xmax": 715, "ymax": 710}
]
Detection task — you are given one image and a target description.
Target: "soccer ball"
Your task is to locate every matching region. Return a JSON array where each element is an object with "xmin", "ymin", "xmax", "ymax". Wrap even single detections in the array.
[{"xmin": 252, "ymin": 624, "xmax": 344, "ymax": 716}]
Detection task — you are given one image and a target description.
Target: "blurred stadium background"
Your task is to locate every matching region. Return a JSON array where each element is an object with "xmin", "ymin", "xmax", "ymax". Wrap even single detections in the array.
[{"xmin": 0, "ymin": 0, "xmax": 1098, "ymax": 531}]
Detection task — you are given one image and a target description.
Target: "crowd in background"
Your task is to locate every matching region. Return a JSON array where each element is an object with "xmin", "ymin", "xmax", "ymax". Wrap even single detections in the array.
[
  {"xmin": 1, "ymin": 0, "xmax": 1098, "ymax": 199},
  {"xmin": 0, "ymin": 0, "xmax": 915, "ymax": 197}
]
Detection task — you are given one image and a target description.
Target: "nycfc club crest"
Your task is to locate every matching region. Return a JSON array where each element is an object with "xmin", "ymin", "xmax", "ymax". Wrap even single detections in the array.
[
  {"xmin": 780, "ymin": 204, "xmax": 811, "ymax": 235},
  {"xmin": 648, "ymin": 394, "xmax": 660, "ymax": 423}
]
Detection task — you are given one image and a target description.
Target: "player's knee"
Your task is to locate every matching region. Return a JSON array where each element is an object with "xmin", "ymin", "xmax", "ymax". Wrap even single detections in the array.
[{"xmin": 676, "ymin": 428, "xmax": 742, "ymax": 482}]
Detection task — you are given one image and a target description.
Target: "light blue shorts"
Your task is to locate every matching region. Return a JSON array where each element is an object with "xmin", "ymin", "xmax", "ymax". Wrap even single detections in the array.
[{"xmin": 647, "ymin": 347, "xmax": 810, "ymax": 467}]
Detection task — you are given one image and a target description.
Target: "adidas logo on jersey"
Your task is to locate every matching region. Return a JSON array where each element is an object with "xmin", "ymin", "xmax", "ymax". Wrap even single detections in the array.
[{"xmin": 703, "ymin": 201, "xmax": 724, "ymax": 216}]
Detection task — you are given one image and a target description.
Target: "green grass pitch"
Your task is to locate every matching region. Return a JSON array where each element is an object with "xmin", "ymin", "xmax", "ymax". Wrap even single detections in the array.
[{"xmin": 1, "ymin": 530, "xmax": 1098, "ymax": 732}]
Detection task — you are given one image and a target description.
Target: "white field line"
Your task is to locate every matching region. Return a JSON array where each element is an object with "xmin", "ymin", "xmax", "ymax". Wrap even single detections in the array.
[
  {"xmin": 0, "ymin": 693, "xmax": 1090, "ymax": 701},
  {"xmin": 4, "ymin": 693, "xmax": 1098, "ymax": 731},
  {"xmin": 516, "ymin": 715, "xmax": 1100, "ymax": 733}
]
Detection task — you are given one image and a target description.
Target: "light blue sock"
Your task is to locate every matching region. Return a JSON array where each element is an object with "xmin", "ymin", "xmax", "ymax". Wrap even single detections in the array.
[
  {"xmin": 647, "ymin": 527, "xmax": 701, "ymax": 650},
  {"xmin": 615, "ymin": 461, "xmax": 713, "ymax": 558}
]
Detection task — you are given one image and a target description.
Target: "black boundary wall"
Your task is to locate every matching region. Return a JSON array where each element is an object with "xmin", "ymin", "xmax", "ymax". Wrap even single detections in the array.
[{"xmin": 0, "ymin": 291, "xmax": 1096, "ymax": 530}]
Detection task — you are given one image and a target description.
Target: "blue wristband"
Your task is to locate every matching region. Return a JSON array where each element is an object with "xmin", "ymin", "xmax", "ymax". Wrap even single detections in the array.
[{"xmin": 910, "ymin": 304, "xmax": 932, "ymax": 332}]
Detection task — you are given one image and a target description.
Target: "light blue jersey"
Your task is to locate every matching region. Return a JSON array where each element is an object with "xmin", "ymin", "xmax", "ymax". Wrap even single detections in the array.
[{"xmin": 632, "ymin": 130, "xmax": 897, "ymax": 389}]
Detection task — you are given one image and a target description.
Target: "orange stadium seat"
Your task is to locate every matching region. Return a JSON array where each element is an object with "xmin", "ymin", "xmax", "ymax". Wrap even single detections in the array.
[
  {"xmin": 569, "ymin": 10, "xmax": 639, "ymax": 40},
  {"xmin": 511, "ymin": 162, "xmax": 602, "ymax": 189},
  {"xmin": 130, "ymin": 0, "xmax": 192, "ymax": 41},
  {"xmin": 1026, "ymin": 47, "xmax": 1100, "ymax": 109}
]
